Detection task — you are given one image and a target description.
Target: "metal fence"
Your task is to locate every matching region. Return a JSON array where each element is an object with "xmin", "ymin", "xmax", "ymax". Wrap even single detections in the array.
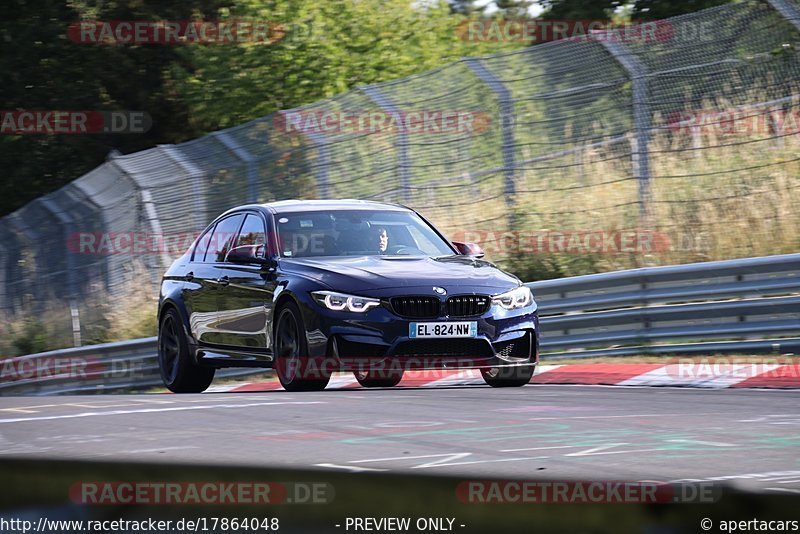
[
  {"xmin": 2, "ymin": 252, "xmax": 797, "ymax": 395},
  {"xmin": 2, "ymin": 0, "xmax": 800, "ymax": 351}
]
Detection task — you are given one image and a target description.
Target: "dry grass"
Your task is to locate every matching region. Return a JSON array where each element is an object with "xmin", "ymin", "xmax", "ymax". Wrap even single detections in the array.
[
  {"xmin": 1, "ymin": 265, "xmax": 158, "ymax": 356},
  {"xmin": 426, "ymin": 96, "xmax": 800, "ymax": 277}
]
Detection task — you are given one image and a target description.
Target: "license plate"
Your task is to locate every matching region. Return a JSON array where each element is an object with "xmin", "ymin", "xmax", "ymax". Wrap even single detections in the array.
[{"xmin": 409, "ymin": 321, "xmax": 477, "ymax": 338}]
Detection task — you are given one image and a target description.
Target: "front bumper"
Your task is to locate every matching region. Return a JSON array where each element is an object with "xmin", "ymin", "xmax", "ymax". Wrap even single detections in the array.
[{"xmin": 301, "ymin": 295, "xmax": 539, "ymax": 372}]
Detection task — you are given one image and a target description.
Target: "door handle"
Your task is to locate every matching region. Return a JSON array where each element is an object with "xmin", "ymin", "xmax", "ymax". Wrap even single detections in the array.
[
  {"xmin": 185, "ymin": 271, "xmax": 194, "ymax": 282},
  {"xmin": 217, "ymin": 276, "xmax": 230, "ymax": 286}
]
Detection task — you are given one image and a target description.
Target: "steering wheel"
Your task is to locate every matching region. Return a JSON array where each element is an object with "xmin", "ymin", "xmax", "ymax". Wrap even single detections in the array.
[{"xmin": 389, "ymin": 245, "xmax": 423, "ymax": 255}]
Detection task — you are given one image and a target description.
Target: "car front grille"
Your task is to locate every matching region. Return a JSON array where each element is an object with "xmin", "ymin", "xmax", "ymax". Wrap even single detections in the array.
[
  {"xmin": 446, "ymin": 295, "xmax": 490, "ymax": 317},
  {"xmin": 390, "ymin": 296, "xmax": 441, "ymax": 318}
]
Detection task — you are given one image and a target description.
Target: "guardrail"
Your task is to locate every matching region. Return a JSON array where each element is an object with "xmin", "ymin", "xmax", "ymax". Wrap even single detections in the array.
[
  {"xmin": 2, "ymin": 253, "xmax": 799, "ymax": 395},
  {"xmin": 0, "ymin": 338, "xmax": 266, "ymax": 396},
  {"xmin": 528, "ymin": 253, "xmax": 800, "ymax": 358}
]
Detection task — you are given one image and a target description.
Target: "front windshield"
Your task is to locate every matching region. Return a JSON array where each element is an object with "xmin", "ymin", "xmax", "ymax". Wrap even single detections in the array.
[{"xmin": 274, "ymin": 209, "xmax": 455, "ymax": 258}]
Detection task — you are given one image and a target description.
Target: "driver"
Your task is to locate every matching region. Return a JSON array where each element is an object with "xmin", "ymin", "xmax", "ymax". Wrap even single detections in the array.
[{"xmin": 375, "ymin": 226, "xmax": 389, "ymax": 254}]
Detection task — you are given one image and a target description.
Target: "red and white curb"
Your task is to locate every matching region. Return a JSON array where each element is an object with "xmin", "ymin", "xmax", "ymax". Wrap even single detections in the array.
[{"xmin": 207, "ymin": 362, "xmax": 800, "ymax": 393}]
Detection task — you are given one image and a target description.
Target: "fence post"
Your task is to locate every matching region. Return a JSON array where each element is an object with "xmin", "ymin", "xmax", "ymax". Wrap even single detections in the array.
[
  {"xmin": 6, "ymin": 213, "xmax": 42, "ymax": 312},
  {"xmin": 159, "ymin": 144, "xmax": 208, "ymax": 228},
  {"xmin": 360, "ymin": 85, "xmax": 411, "ymax": 203},
  {"xmin": 0, "ymin": 222, "xmax": 26, "ymax": 312},
  {"xmin": 139, "ymin": 189, "xmax": 172, "ymax": 271},
  {"xmin": 38, "ymin": 197, "xmax": 82, "ymax": 347},
  {"xmin": 106, "ymin": 153, "xmax": 172, "ymax": 272},
  {"xmin": 274, "ymin": 110, "xmax": 333, "ymax": 198},
  {"xmin": 306, "ymin": 132, "xmax": 331, "ymax": 198},
  {"xmin": 212, "ymin": 131, "xmax": 258, "ymax": 203},
  {"xmin": 593, "ymin": 38, "xmax": 652, "ymax": 226},
  {"xmin": 764, "ymin": 1, "xmax": 800, "ymax": 150},
  {"xmin": 465, "ymin": 57, "xmax": 517, "ymax": 229},
  {"xmin": 0, "ymin": 238, "xmax": 6, "ymax": 314},
  {"xmin": 765, "ymin": 0, "xmax": 800, "ymax": 31}
]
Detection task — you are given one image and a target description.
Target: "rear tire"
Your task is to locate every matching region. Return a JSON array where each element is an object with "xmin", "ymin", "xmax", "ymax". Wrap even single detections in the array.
[
  {"xmin": 481, "ymin": 365, "xmax": 534, "ymax": 388},
  {"xmin": 354, "ymin": 369, "xmax": 404, "ymax": 388},
  {"xmin": 158, "ymin": 308, "xmax": 215, "ymax": 393},
  {"xmin": 274, "ymin": 301, "xmax": 330, "ymax": 391}
]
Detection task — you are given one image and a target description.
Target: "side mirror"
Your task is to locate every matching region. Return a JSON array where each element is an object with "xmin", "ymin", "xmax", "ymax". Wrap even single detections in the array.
[
  {"xmin": 452, "ymin": 241, "xmax": 485, "ymax": 259},
  {"xmin": 226, "ymin": 244, "xmax": 272, "ymax": 266}
]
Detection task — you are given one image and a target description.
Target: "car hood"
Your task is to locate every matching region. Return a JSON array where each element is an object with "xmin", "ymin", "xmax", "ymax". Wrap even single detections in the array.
[{"xmin": 279, "ymin": 255, "xmax": 521, "ymax": 294}]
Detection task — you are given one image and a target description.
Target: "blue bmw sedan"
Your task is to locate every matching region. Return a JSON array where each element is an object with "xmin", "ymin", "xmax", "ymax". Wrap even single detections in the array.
[{"xmin": 157, "ymin": 200, "xmax": 539, "ymax": 392}]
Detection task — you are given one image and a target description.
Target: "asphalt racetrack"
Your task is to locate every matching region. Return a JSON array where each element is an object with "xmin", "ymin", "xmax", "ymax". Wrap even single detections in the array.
[{"xmin": 1, "ymin": 384, "xmax": 798, "ymax": 493}]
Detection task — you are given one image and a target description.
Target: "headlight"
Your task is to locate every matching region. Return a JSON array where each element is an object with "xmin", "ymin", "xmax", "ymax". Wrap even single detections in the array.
[
  {"xmin": 312, "ymin": 291, "xmax": 381, "ymax": 313},
  {"xmin": 492, "ymin": 286, "xmax": 533, "ymax": 310}
]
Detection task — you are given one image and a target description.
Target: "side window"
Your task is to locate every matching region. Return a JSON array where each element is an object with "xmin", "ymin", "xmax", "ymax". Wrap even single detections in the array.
[
  {"xmin": 235, "ymin": 214, "xmax": 267, "ymax": 250},
  {"xmin": 192, "ymin": 226, "xmax": 214, "ymax": 262},
  {"xmin": 204, "ymin": 214, "xmax": 244, "ymax": 263}
]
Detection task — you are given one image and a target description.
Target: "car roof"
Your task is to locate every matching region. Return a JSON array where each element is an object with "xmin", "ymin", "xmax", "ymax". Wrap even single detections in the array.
[{"xmin": 260, "ymin": 199, "xmax": 410, "ymax": 214}]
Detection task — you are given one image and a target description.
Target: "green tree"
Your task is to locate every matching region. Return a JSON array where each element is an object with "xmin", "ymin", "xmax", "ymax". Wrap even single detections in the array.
[
  {"xmin": 538, "ymin": 0, "xmax": 620, "ymax": 20},
  {"xmin": 631, "ymin": 0, "xmax": 732, "ymax": 21},
  {"xmin": 172, "ymin": 0, "xmax": 512, "ymax": 131},
  {"xmin": 0, "ymin": 0, "xmax": 226, "ymax": 216},
  {"xmin": 0, "ymin": 0, "xmax": 515, "ymax": 215},
  {"xmin": 537, "ymin": 0, "xmax": 733, "ymax": 22},
  {"xmin": 448, "ymin": 0, "xmax": 486, "ymax": 15},
  {"xmin": 493, "ymin": 0, "xmax": 535, "ymax": 18}
]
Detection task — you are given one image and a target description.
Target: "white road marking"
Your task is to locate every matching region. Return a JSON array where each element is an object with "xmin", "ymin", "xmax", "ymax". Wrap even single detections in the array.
[
  {"xmin": 313, "ymin": 463, "xmax": 388, "ymax": 472},
  {"xmin": 423, "ymin": 376, "xmax": 486, "ymax": 388},
  {"xmin": 123, "ymin": 446, "xmax": 200, "ymax": 454},
  {"xmin": 326, "ymin": 375, "xmax": 359, "ymax": 389},
  {"xmin": 523, "ymin": 413, "xmax": 715, "ymax": 421},
  {"xmin": 334, "ymin": 452, "xmax": 550, "ymax": 470},
  {"xmin": 63, "ymin": 403, "xmax": 146, "ymax": 409},
  {"xmin": 411, "ymin": 455, "xmax": 549, "ymax": 469},
  {"xmin": 618, "ymin": 364, "xmax": 781, "ymax": 388},
  {"xmin": 350, "ymin": 452, "xmax": 470, "ymax": 464},
  {"xmin": 565, "ymin": 443, "xmax": 666, "ymax": 457},
  {"xmin": 765, "ymin": 487, "xmax": 800, "ymax": 494},
  {"xmin": 534, "ymin": 365, "xmax": 563, "ymax": 374},
  {"xmin": 0, "ymin": 404, "xmax": 60, "ymax": 413},
  {"xmin": 500, "ymin": 445, "xmax": 579, "ymax": 453},
  {"xmin": 670, "ymin": 471, "xmax": 800, "ymax": 483},
  {"xmin": 738, "ymin": 414, "xmax": 800, "ymax": 425},
  {"xmin": 665, "ymin": 439, "xmax": 736, "ymax": 447},
  {"xmin": 0, "ymin": 401, "xmax": 324, "ymax": 424}
]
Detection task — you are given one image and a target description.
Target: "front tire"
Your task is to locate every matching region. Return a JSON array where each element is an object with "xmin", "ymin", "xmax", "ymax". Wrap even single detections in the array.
[
  {"xmin": 274, "ymin": 301, "xmax": 330, "ymax": 391},
  {"xmin": 481, "ymin": 365, "xmax": 534, "ymax": 388},
  {"xmin": 354, "ymin": 369, "xmax": 404, "ymax": 388},
  {"xmin": 158, "ymin": 308, "xmax": 215, "ymax": 393}
]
